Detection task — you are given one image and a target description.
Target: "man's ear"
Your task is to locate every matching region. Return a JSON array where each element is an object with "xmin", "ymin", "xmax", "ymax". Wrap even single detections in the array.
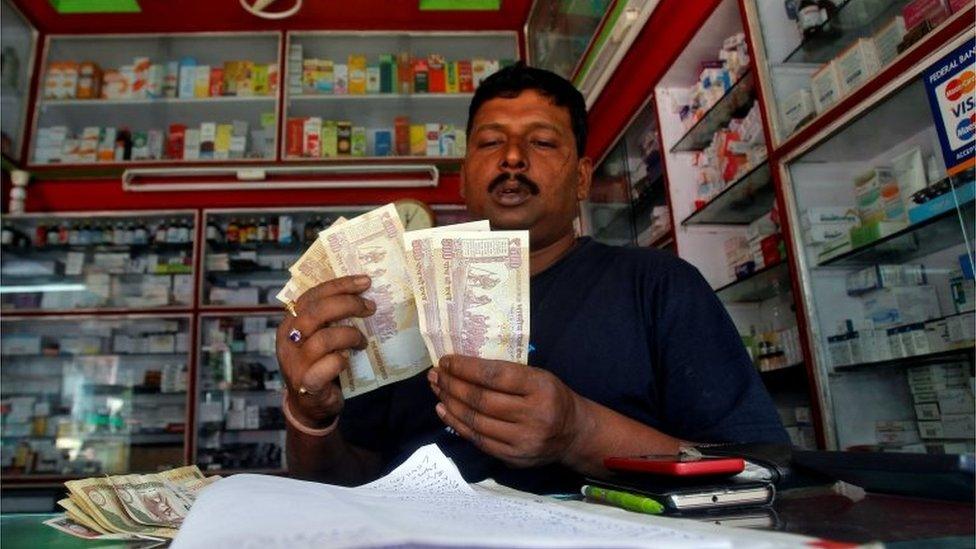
[{"xmin": 576, "ymin": 156, "xmax": 593, "ymax": 201}]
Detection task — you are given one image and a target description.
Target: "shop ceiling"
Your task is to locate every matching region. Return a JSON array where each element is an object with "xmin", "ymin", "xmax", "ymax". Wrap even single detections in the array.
[{"xmin": 12, "ymin": 0, "xmax": 532, "ymax": 34}]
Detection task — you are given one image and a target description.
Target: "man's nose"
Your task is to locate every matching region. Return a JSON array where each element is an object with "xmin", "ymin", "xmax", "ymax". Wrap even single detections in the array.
[{"xmin": 499, "ymin": 140, "xmax": 528, "ymax": 172}]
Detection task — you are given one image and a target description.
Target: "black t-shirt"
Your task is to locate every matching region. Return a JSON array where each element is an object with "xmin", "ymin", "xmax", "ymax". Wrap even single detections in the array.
[{"xmin": 339, "ymin": 237, "xmax": 788, "ymax": 493}]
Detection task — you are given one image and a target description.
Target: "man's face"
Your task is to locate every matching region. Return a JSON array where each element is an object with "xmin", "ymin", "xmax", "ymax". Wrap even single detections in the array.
[{"xmin": 461, "ymin": 89, "xmax": 592, "ymax": 249}]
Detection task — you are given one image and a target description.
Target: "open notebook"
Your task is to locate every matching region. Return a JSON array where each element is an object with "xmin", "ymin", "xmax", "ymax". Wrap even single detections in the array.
[{"xmin": 171, "ymin": 444, "xmax": 815, "ymax": 549}]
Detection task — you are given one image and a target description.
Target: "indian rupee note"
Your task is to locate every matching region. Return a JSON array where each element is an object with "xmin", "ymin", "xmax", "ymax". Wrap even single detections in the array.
[
  {"xmin": 403, "ymin": 221, "xmax": 491, "ymax": 365},
  {"xmin": 43, "ymin": 515, "xmax": 153, "ymax": 541},
  {"xmin": 318, "ymin": 204, "xmax": 430, "ymax": 397},
  {"xmin": 108, "ymin": 474, "xmax": 191, "ymax": 528},
  {"xmin": 57, "ymin": 497, "xmax": 111, "ymax": 534},
  {"xmin": 431, "ymin": 231, "xmax": 530, "ymax": 364},
  {"xmin": 64, "ymin": 477, "xmax": 178, "ymax": 539}
]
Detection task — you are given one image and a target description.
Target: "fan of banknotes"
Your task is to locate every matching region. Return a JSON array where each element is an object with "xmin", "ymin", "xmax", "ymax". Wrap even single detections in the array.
[
  {"xmin": 276, "ymin": 203, "xmax": 531, "ymax": 398},
  {"xmin": 44, "ymin": 465, "xmax": 221, "ymax": 542}
]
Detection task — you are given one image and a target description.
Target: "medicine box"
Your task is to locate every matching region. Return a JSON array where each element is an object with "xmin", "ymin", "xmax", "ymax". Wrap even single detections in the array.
[
  {"xmin": 781, "ymin": 88, "xmax": 816, "ymax": 134},
  {"xmin": 836, "ymin": 39, "xmax": 881, "ymax": 95},
  {"xmin": 941, "ymin": 413, "xmax": 976, "ymax": 439},
  {"xmin": 873, "ymin": 16, "xmax": 907, "ymax": 66},
  {"xmin": 915, "ymin": 402, "xmax": 940, "ymax": 420},
  {"xmin": 938, "ymin": 388, "xmax": 975, "ymax": 414},
  {"xmin": 810, "ymin": 61, "xmax": 844, "ymax": 113},
  {"xmin": 862, "ymin": 285, "xmax": 941, "ymax": 328}
]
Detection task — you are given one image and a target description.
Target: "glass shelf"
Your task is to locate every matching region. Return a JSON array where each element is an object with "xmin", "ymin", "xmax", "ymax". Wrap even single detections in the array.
[
  {"xmin": 817, "ymin": 194, "xmax": 975, "ymax": 268},
  {"xmin": 40, "ymin": 96, "xmax": 275, "ymax": 107},
  {"xmin": 832, "ymin": 347, "xmax": 975, "ymax": 374},
  {"xmin": 782, "ymin": 0, "xmax": 909, "ymax": 66},
  {"xmin": 0, "ymin": 211, "xmax": 196, "ymax": 312},
  {"xmin": 714, "ymin": 260, "xmax": 791, "ymax": 303},
  {"xmin": 670, "ymin": 71, "xmax": 755, "ymax": 153},
  {"xmin": 290, "ymin": 93, "xmax": 473, "ymax": 101},
  {"xmin": 681, "ymin": 161, "xmax": 774, "ymax": 225}
]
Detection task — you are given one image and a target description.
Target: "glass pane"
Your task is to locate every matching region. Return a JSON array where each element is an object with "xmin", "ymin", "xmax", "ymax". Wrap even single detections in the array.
[
  {"xmin": 32, "ymin": 34, "xmax": 279, "ymax": 165},
  {"xmin": 196, "ymin": 314, "xmax": 284, "ymax": 472},
  {"xmin": 0, "ymin": 0, "xmax": 34, "ymax": 159},
  {"xmin": 526, "ymin": 0, "xmax": 614, "ymax": 79},
  {"xmin": 587, "ymin": 99, "xmax": 671, "ymax": 249},
  {"xmin": 1, "ymin": 316, "xmax": 190, "ymax": 477},
  {"xmin": 786, "ymin": 57, "xmax": 975, "ymax": 453},
  {"xmin": 1, "ymin": 212, "xmax": 195, "ymax": 311},
  {"xmin": 749, "ymin": 0, "xmax": 967, "ymax": 143},
  {"xmin": 202, "ymin": 208, "xmax": 370, "ymax": 307}
]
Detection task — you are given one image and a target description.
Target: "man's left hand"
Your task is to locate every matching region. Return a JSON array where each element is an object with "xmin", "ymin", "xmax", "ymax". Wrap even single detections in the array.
[{"xmin": 427, "ymin": 355, "xmax": 589, "ymax": 468}]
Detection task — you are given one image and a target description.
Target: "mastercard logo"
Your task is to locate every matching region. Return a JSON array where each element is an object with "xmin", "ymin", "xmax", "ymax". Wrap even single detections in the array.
[
  {"xmin": 957, "ymin": 114, "xmax": 976, "ymax": 141},
  {"xmin": 946, "ymin": 70, "xmax": 975, "ymax": 101}
]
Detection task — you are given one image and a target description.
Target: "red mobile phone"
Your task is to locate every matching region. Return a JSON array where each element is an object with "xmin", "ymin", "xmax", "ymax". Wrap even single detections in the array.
[{"xmin": 604, "ymin": 454, "xmax": 745, "ymax": 476}]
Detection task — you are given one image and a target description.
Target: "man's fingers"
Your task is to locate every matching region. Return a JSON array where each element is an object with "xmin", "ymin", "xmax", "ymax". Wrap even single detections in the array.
[
  {"xmin": 439, "ymin": 355, "xmax": 531, "ymax": 395},
  {"xmin": 299, "ymin": 352, "xmax": 349, "ymax": 395},
  {"xmin": 288, "ymin": 294, "xmax": 376, "ymax": 344},
  {"xmin": 435, "ymin": 402, "xmax": 523, "ymax": 463},
  {"xmin": 436, "ymin": 388, "xmax": 519, "ymax": 444},
  {"xmin": 432, "ymin": 367, "xmax": 523, "ymax": 421},
  {"xmin": 300, "ymin": 325, "xmax": 367, "ymax": 361}
]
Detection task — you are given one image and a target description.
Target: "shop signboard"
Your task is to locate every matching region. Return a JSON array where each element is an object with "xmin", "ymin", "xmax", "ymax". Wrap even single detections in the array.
[{"xmin": 924, "ymin": 37, "xmax": 976, "ymax": 175}]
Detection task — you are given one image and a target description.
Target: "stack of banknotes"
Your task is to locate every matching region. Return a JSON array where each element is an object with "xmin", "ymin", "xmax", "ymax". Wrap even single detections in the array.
[
  {"xmin": 44, "ymin": 465, "xmax": 221, "ymax": 542},
  {"xmin": 276, "ymin": 203, "xmax": 530, "ymax": 398}
]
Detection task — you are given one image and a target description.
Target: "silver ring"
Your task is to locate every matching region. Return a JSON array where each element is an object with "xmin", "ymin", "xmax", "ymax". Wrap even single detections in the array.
[
  {"xmin": 288, "ymin": 328, "xmax": 302, "ymax": 343},
  {"xmin": 298, "ymin": 386, "xmax": 316, "ymax": 396}
]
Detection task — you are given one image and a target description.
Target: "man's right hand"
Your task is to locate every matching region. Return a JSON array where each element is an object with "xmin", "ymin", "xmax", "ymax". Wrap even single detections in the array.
[{"xmin": 276, "ymin": 275, "xmax": 375, "ymax": 429}]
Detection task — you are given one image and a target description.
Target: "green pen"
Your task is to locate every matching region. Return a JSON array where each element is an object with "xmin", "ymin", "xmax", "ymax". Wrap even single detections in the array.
[{"xmin": 582, "ymin": 484, "xmax": 665, "ymax": 515}]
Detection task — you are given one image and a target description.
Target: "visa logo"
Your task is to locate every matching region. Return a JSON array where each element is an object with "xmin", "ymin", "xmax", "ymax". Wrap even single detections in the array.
[{"xmin": 951, "ymin": 96, "xmax": 976, "ymax": 118}]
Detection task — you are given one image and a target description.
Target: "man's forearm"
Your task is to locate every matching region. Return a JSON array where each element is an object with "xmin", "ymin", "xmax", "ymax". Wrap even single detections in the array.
[
  {"xmin": 286, "ymin": 425, "xmax": 384, "ymax": 485},
  {"xmin": 562, "ymin": 397, "xmax": 683, "ymax": 478}
]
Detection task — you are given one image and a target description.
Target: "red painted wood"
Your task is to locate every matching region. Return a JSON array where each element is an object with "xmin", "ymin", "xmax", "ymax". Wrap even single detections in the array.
[
  {"xmin": 11, "ymin": 0, "xmax": 533, "ymax": 34},
  {"xmin": 584, "ymin": 0, "xmax": 722, "ymax": 161},
  {"xmin": 21, "ymin": 173, "xmax": 464, "ymax": 212}
]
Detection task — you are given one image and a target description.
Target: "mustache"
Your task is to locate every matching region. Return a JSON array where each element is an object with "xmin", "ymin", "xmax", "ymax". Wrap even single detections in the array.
[{"xmin": 487, "ymin": 173, "xmax": 541, "ymax": 195}]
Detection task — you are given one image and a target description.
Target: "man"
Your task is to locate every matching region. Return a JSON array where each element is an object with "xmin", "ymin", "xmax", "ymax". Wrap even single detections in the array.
[{"xmin": 276, "ymin": 63, "xmax": 788, "ymax": 494}]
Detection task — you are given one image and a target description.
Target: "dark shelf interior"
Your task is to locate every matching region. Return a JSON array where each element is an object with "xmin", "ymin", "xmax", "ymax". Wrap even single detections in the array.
[
  {"xmin": 715, "ymin": 260, "xmax": 792, "ymax": 303},
  {"xmin": 671, "ymin": 71, "xmax": 756, "ymax": 153},
  {"xmin": 682, "ymin": 161, "xmax": 774, "ymax": 225}
]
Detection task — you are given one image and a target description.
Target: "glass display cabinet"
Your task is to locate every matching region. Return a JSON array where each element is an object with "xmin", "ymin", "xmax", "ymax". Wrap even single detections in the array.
[
  {"xmin": 653, "ymin": 0, "xmax": 818, "ymax": 448},
  {"xmin": 1, "ymin": 0, "xmax": 36, "ymax": 162},
  {"xmin": 201, "ymin": 207, "xmax": 375, "ymax": 308},
  {"xmin": 1, "ymin": 315, "xmax": 191, "ymax": 477},
  {"xmin": 584, "ymin": 97, "xmax": 673, "ymax": 251},
  {"xmin": 30, "ymin": 33, "xmax": 280, "ymax": 167},
  {"xmin": 744, "ymin": 0, "xmax": 974, "ymax": 146},
  {"xmin": 1, "ymin": 211, "xmax": 196, "ymax": 312},
  {"xmin": 196, "ymin": 313, "xmax": 285, "ymax": 472},
  {"xmin": 282, "ymin": 32, "xmax": 517, "ymax": 161},
  {"xmin": 525, "ymin": 0, "xmax": 614, "ymax": 80},
  {"xmin": 779, "ymin": 30, "xmax": 974, "ymax": 453}
]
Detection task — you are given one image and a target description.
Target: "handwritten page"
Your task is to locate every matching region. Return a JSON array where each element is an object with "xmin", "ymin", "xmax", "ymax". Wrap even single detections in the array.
[{"xmin": 171, "ymin": 445, "xmax": 813, "ymax": 549}]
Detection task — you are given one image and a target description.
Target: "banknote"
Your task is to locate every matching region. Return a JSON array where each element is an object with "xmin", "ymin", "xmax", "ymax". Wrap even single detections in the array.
[
  {"xmin": 58, "ymin": 497, "xmax": 111, "ymax": 534},
  {"xmin": 430, "ymin": 231, "xmax": 530, "ymax": 363},
  {"xmin": 108, "ymin": 473, "xmax": 192, "ymax": 527},
  {"xmin": 64, "ymin": 477, "xmax": 179, "ymax": 539},
  {"xmin": 42, "ymin": 515, "xmax": 156, "ymax": 542},
  {"xmin": 276, "ymin": 218, "xmax": 347, "ymax": 306},
  {"xmin": 403, "ymin": 221, "xmax": 491, "ymax": 365},
  {"xmin": 318, "ymin": 204, "xmax": 431, "ymax": 397}
]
